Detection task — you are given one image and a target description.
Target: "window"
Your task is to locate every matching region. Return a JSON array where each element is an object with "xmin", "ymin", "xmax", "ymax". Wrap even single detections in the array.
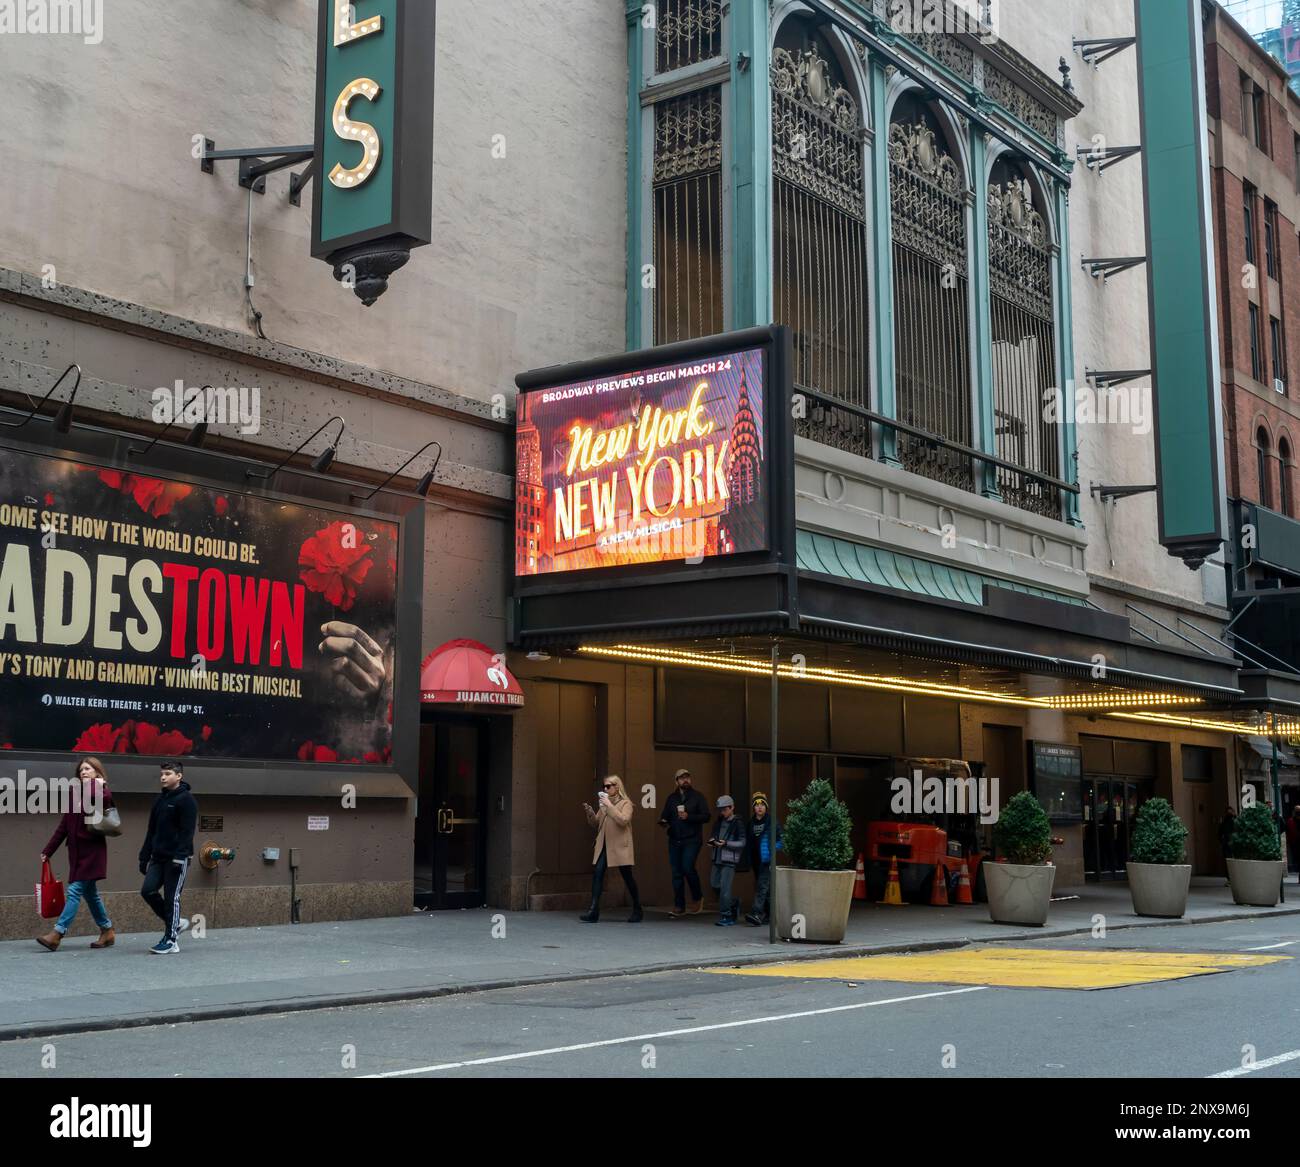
[
  {"xmin": 771, "ymin": 18, "xmax": 870, "ymax": 456},
  {"xmin": 1271, "ymin": 315, "xmax": 1286, "ymax": 388},
  {"xmin": 1265, "ymin": 200, "xmax": 1279, "ymax": 278},
  {"xmin": 989, "ymin": 157, "xmax": 1060, "ymax": 518},
  {"xmin": 652, "ymin": 88, "xmax": 724, "ymax": 344},
  {"xmin": 1244, "ymin": 183, "xmax": 1257, "ymax": 266},
  {"xmin": 1250, "ymin": 302, "xmax": 1263, "ymax": 380},
  {"xmin": 1281, "ymin": 438, "xmax": 1294, "ymax": 517},
  {"xmin": 1258, "ymin": 427, "xmax": 1273, "ymax": 509},
  {"xmin": 1253, "ymin": 86, "xmax": 1266, "ymax": 150},
  {"xmin": 890, "ymin": 94, "xmax": 974, "ymax": 493},
  {"xmin": 1294, "ymin": 132, "xmax": 1300, "ymax": 193},
  {"xmin": 1241, "ymin": 72, "xmax": 1253, "ymax": 137},
  {"xmin": 655, "ymin": 0, "xmax": 723, "ymax": 74}
]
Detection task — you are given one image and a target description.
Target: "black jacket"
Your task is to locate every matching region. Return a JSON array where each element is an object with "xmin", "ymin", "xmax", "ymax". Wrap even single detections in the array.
[
  {"xmin": 658, "ymin": 788, "xmax": 711, "ymax": 843},
  {"xmin": 139, "ymin": 781, "xmax": 198, "ymax": 865}
]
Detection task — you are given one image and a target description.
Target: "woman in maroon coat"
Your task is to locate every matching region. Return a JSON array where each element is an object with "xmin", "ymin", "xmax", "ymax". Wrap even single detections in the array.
[{"xmin": 37, "ymin": 757, "xmax": 117, "ymax": 951}]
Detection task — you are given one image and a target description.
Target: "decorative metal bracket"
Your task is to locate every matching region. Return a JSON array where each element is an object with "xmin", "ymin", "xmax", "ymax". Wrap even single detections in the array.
[
  {"xmin": 1081, "ymin": 255, "xmax": 1147, "ymax": 281},
  {"xmin": 1075, "ymin": 144, "xmax": 1141, "ymax": 173},
  {"xmin": 1091, "ymin": 483, "xmax": 1156, "ymax": 501},
  {"xmin": 1085, "ymin": 368, "xmax": 1151, "ymax": 389},
  {"xmin": 1072, "ymin": 37, "xmax": 1136, "ymax": 67},
  {"xmin": 199, "ymin": 138, "xmax": 315, "ymax": 201}
]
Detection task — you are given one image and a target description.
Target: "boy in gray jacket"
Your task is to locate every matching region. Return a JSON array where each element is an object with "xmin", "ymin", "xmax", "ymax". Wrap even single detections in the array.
[{"xmin": 707, "ymin": 795, "xmax": 747, "ymax": 926}]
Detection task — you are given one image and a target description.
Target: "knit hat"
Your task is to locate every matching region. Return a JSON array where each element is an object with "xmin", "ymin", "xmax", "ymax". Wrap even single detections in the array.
[{"xmin": 751, "ymin": 791, "xmax": 769, "ymax": 807}]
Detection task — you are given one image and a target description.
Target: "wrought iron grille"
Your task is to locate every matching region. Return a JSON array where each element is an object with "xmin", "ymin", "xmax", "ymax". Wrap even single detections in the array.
[
  {"xmin": 653, "ymin": 86, "xmax": 724, "ymax": 345},
  {"xmin": 889, "ymin": 117, "xmax": 974, "ymax": 492},
  {"xmin": 989, "ymin": 169, "xmax": 1060, "ymax": 518},
  {"xmin": 771, "ymin": 43, "xmax": 870, "ymax": 458},
  {"xmin": 656, "ymin": 0, "xmax": 723, "ymax": 74}
]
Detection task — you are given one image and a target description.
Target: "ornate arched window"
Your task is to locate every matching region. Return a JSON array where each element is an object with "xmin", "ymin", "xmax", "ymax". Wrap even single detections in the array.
[
  {"xmin": 771, "ymin": 19, "xmax": 869, "ymax": 456},
  {"xmin": 988, "ymin": 156, "xmax": 1059, "ymax": 517},
  {"xmin": 1258, "ymin": 426, "xmax": 1274, "ymax": 509},
  {"xmin": 889, "ymin": 94, "xmax": 973, "ymax": 490}
]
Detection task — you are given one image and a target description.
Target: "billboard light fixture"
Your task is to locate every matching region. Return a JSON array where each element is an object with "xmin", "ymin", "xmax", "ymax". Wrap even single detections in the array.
[
  {"xmin": 128, "ymin": 385, "xmax": 214, "ymax": 458},
  {"xmin": 1, "ymin": 363, "xmax": 80, "ymax": 433},
  {"xmin": 247, "ymin": 416, "xmax": 346, "ymax": 481},
  {"xmin": 351, "ymin": 440, "xmax": 443, "ymax": 502}
]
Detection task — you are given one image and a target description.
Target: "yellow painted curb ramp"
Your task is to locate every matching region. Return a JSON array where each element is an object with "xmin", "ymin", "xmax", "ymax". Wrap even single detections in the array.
[{"xmin": 708, "ymin": 948, "xmax": 1290, "ymax": 990}]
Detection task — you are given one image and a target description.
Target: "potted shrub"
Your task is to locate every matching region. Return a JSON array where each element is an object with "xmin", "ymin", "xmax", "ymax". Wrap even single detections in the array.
[
  {"xmin": 1227, "ymin": 805, "xmax": 1286, "ymax": 907},
  {"xmin": 1126, "ymin": 798, "xmax": 1191, "ymax": 918},
  {"xmin": 774, "ymin": 778, "xmax": 856, "ymax": 943},
  {"xmin": 985, "ymin": 791, "xmax": 1055, "ymax": 926}
]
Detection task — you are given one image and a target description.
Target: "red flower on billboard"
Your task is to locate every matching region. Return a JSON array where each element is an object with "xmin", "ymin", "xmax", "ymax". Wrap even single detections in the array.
[
  {"xmin": 298, "ymin": 521, "xmax": 373, "ymax": 611},
  {"xmin": 72, "ymin": 723, "xmax": 123, "ymax": 753},
  {"xmin": 201, "ymin": 725, "xmax": 213, "ymax": 741},
  {"xmin": 71, "ymin": 720, "xmax": 193, "ymax": 755},
  {"xmin": 123, "ymin": 721, "xmax": 194, "ymax": 756},
  {"xmin": 94, "ymin": 469, "xmax": 193, "ymax": 518},
  {"xmin": 214, "ymin": 496, "xmax": 229, "ymax": 517},
  {"xmin": 298, "ymin": 741, "xmax": 339, "ymax": 763},
  {"xmin": 363, "ymin": 746, "xmax": 392, "ymax": 765}
]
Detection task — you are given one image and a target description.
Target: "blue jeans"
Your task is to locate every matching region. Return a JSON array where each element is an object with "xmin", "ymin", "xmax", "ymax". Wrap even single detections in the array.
[
  {"xmin": 668, "ymin": 840, "xmax": 703, "ymax": 909},
  {"xmin": 55, "ymin": 880, "xmax": 112, "ymax": 935}
]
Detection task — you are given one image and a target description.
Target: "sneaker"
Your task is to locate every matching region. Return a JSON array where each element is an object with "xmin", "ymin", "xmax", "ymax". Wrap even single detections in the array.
[
  {"xmin": 149, "ymin": 939, "xmax": 180, "ymax": 955},
  {"xmin": 177, "ymin": 918, "xmax": 191, "ymax": 934},
  {"xmin": 689, "ymin": 899, "xmax": 705, "ymax": 915},
  {"xmin": 668, "ymin": 907, "xmax": 686, "ymax": 919},
  {"xmin": 744, "ymin": 913, "xmax": 762, "ymax": 926},
  {"xmin": 715, "ymin": 917, "xmax": 736, "ymax": 927}
]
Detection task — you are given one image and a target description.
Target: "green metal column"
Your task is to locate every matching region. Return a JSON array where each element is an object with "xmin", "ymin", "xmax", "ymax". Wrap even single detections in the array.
[
  {"xmin": 729, "ymin": 0, "xmax": 772, "ymax": 329},
  {"xmin": 626, "ymin": 2, "xmax": 646, "ymax": 351},
  {"xmin": 1056, "ymin": 181, "xmax": 1081, "ymax": 525},
  {"xmin": 970, "ymin": 130, "xmax": 1000, "ymax": 500},
  {"xmin": 870, "ymin": 56, "xmax": 900, "ymax": 466}
]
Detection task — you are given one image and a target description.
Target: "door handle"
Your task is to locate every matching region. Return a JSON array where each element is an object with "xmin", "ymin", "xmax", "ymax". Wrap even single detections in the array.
[{"xmin": 438, "ymin": 806, "xmax": 478, "ymax": 834}]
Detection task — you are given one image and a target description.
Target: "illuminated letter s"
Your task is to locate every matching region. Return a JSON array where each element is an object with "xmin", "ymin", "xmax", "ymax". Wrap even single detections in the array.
[{"xmin": 329, "ymin": 78, "xmax": 382, "ymax": 189}]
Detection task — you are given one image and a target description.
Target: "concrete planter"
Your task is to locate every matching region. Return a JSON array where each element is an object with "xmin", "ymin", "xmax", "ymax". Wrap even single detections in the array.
[
  {"xmin": 984, "ymin": 861, "xmax": 1055, "ymax": 926},
  {"xmin": 1227, "ymin": 858, "xmax": 1287, "ymax": 907},
  {"xmin": 774, "ymin": 868, "xmax": 856, "ymax": 943},
  {"xmin": 1126, "ymin": 861, "xmax": 1191, "ymax": 918}
]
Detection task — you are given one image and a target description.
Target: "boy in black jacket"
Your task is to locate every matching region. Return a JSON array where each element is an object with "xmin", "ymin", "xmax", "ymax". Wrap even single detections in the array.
[{"xmin": 138, "ymin": 761, "xmax": 198, "ymax": 954}]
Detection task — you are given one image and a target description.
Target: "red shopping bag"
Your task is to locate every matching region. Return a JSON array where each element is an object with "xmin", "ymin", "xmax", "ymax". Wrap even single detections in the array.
[{"xmin": 36, "ymin": 859, "xmax": 65, "ymax": 919}]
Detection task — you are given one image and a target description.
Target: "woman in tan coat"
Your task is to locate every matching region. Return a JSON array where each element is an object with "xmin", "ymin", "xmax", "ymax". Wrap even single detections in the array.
[{"xmin": 580, "ymin": 774, "xmax": 642, "ymax": 923}]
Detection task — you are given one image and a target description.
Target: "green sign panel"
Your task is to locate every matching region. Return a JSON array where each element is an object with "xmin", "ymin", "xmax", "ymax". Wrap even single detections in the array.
[
  {"xmin": 312, "ymin": 0, "xmax": 435, "ymax": 262},
  {"xmin": 1134, "ymin": 0, "xmax": 1226, "ymax": 568}
]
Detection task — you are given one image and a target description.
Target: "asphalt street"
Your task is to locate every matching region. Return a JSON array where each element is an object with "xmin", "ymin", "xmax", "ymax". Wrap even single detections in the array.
[{"xmin": 2, "ymin": 915, "xmax": 1297, "ymax": 1079}]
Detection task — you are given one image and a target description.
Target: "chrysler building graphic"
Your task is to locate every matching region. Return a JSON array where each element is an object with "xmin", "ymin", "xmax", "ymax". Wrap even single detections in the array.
[{"xmin": 726, "ymin": 365, "xmax": 762, "ymax": 506}]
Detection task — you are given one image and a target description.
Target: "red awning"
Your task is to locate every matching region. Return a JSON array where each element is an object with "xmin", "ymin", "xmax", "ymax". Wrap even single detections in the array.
[{"xmin": 419, "ymin": 639, "xmax": 525, "ymax": 708}]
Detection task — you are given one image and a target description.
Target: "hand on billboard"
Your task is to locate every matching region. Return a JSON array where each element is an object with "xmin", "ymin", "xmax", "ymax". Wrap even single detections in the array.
[{"xmin": 319, "ymin": 622, "xmax": 387, "ymax": 700}]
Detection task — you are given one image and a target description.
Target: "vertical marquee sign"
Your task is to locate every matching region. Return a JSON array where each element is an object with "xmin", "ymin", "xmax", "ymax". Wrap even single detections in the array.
[
  {"xmin": 312, "ymin": 0, "xmax": 436, "ymax": 305},
  {"xmin": 1134, "ymin": 0, "xmax": 1227, "ymax": 569}
]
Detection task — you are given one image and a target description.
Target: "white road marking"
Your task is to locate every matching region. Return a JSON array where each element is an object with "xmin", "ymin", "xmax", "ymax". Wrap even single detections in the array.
[
  {"xmin": 1207, "ymin": 1049, "xmax": 1300, "ymax": 1078},
  {"xmin": 360, "ymin": 985, "xmax": 988, "ymax": 1077},
  {"xmin": 1243, "ymin": 941, "xmax": 1297, "ymax": 951}
]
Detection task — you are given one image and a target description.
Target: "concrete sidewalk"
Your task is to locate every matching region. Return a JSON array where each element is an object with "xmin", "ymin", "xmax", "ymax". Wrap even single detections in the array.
[{"xmin": 2, "ymin": 881, "xmax": 1295, "ymax": 1041}]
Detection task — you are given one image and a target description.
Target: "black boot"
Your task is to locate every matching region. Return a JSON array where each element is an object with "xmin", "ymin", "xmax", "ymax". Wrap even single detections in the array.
[
  {"xmin": 627, "ymin": 900, "xmax": 643, "ymax": 923},
  {"xmin": 579, "ymin": 901, "xmax": 600, "ymax": 923}
]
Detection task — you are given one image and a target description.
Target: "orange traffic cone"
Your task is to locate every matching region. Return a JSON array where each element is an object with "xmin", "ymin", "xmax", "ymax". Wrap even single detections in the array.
[
  {"xmin": 955, "ymin": 862, "xmax": 974, "ymax": 905},
  {"xmin": 883, "ymin": 856, "xmax": 904, "ymax": 906},
  {"xmin": 853, "ymin": 853, "xmax": 867, "ymax": 901},
  {"xmin": 929, "ymin": 862, "xmax": 949, "ymax": 906}
]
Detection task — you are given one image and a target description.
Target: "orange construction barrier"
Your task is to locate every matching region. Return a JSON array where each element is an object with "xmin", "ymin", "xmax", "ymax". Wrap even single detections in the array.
[
  {"xmin": 929, "ymin": 861, "xmax": 949, "ymax": 906},
  {"xmin": 853, "ymin": 853, "xmax": 868, "ymax": 901},
  {"xmin": 883, "ymin": 856, "xmax": 904, "ymax": 906},
  {"xmin": 954, "ymin": 862, "xmax": 974, "ymax": 905}
]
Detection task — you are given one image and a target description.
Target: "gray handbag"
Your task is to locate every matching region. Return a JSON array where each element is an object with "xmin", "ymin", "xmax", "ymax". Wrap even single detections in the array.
[{"xmin": 85, "ymin": 806, "xmax": 123, "ymax": 838}]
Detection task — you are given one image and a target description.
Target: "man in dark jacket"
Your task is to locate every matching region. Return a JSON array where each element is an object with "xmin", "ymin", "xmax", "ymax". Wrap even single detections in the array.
[
  {"xmin": 138, "ymin": 760, "xmax": 198, "ymax": 954},
  {"xmin": 707, "ymin": 795, "xmax": 747, "ymax": 926},
  {"xmin": 658, "ymin": 768, "xmax": 711, "ymax": 917}
]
